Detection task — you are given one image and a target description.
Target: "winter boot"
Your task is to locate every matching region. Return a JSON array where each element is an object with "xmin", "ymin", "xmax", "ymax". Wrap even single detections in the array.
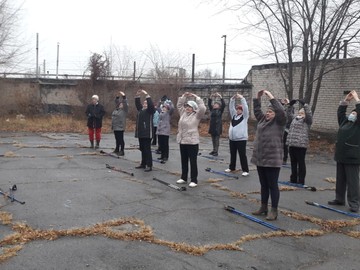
[
  {"xmin": 252, "ymin": 204, "xmax": 268, "ymax": 216},
  {"xmin": 90, "ymin": 141, "xmax": 94, "ymax": 149},
  {"xmin": 266, "ymin": 208, "xmax": 278, "ymax": 221},
  {"xmin": 95, "ymin": 140, "xmax": 100, "ymax": 149},
  {"xmin": 119, "ymin": 150, "xmax": 124, "ymax": 156}
]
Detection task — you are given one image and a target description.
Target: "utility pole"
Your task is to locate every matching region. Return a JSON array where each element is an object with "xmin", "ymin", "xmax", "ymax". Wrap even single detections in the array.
[
  {"xmin": 56, "ymin": 42, "xmax": 59, "ymax": 79},
  {"xmin": 222, "ymin": 35, "xmax": 227, "ymax": 83},
  {"xmin": 36, "ymin": 33, "xmax": 39, "ymax": 79},
  {"xmin": 192, "ymin": 54, "xmax": 195, "ymax": 83}
]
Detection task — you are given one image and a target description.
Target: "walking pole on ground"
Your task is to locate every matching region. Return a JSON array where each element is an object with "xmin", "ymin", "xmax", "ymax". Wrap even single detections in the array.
[
  {"xmin": 224, "ymin": 205, "xmax": 284, "ymax": 231},
  {"xmin": 278, "ymin": 181, "xmax": 316, "ymax": 191},
  {"xmin": 100, "ymin": 150, "xmax": 120, "ymax": 159},
  {"xmin": 106, "ymin": 164, "xmax": 134, "ymax": 176},
  {"xmin": 305, "ymin": 201, "xmax": 360, "ymax": 218},
  {"xmin": 205, "ymin": 168, "xmax": 239, "ymax": 179},
  {"xmin": 0, "ymin": 187, "xmax": 25, "ymax": 204},
  {"xmin": 153, "ymin": 177, "xmax": 186, "ymax": 192}
]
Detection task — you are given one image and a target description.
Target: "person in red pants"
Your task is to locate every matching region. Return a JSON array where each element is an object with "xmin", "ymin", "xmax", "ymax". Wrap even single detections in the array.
[{"xmin": 86, "ymin": 95, "xmax": 105, "ymax": 149}]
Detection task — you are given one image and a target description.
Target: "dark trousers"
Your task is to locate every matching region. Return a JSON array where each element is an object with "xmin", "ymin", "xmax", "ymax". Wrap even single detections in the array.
[
  {"xmin": 229, "ymin": 140, "xmax": 249, "ymax": 172},
  {"xmin": 289, "ymin": 146, "xmax": 307, "ymax": 184},
  {"xmin": 113, "ymin": 130, "xmax": 124, "ymax": 152},
  {"xmin": 283, "ymin": 131, "xmax": 289, "ymax": 162},
  {"xmin": 336, "ymin": 162, "xmax": 360, "ymax": 209},
  {"xmin": 180, "ymin": 144, "xmax": 199, "ymax": 183},
  {"xmin": 139, "ymin": 138, "xmax": 152, "ymax": 168},
  {"xmin": 211, "ymin": 135, "xmax": 220, "ymax": 153},
  {"xmin": 158, "ymin": 135, "xmax": 169, "ymax": 159},
  {"xmin": 257, "ymin": 166, "xmax": 280, "ymax": 208},
  {"xmin": 152, "ymin": 127, "xmax": 157, "ymax": 145}
]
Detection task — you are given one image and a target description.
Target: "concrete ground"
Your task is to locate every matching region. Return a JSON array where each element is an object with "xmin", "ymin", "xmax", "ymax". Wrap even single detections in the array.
[{"xmin": 0, "ymin": 131, "xmax": 359, "ymax": 270}]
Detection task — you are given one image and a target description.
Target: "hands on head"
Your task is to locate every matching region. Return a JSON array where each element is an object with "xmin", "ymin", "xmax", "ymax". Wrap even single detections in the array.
[
  {"xmin": 346, "ymin": 90, "xmax": 359, "ymax": 102},
  {"xmin": 258, "ymin": 90, "xmax": 274, "ymax": 99},
  {"xmin": 136, "ymin": 89, "xmax": 148, "ymax": 96},
  {"xmin": 281, "ymin": 98, "xmax": 289, "ymax": 105}
]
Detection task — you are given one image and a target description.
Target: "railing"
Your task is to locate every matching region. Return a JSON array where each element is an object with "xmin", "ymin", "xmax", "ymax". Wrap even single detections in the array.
[{"xmin": 1, "ymin": 72, "xmax": 244, "ymax": 84}]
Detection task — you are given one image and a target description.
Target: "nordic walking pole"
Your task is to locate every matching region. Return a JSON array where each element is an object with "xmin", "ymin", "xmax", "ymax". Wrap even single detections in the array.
[
  {"xmin": 106, "ymin": 164, "xmax": 134, "ymax": 176},
  {"xmin": 0, "ymin": 189, "xmax": 25, "ymax": 204},
  {"xmin": 205, "ymin": 168, "xmax": 239, "ymax": 179},
  {"xmin": 153, "ymin": 177, "xmax": 186, "ymax": 191},
  {"xmin": 224, "ymin": 205, "xmax": 284, "ymax": 231},
  {"xmin": 278, "ymin": 181, "xmax": 317, "ymax": 191},
  {"xmin": 100, "ymin": 150, "xmax": 120, "ymax": 159},
  {"xmin": 305, "ymin": 201, "xmax": 360, "ymax": 218}
]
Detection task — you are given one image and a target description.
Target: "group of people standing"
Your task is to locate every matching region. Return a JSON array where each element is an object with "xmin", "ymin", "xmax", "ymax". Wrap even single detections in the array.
[{"xmin": 85, "ymin": 88, "xmax": 360, "ymax": 220}]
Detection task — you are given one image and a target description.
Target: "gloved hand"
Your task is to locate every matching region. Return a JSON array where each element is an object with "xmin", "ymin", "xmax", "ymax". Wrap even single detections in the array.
[
  {"xmin": 289, "ymin": 99, "xmax": 297, "ymax": 106},
  {"xmin": 298, "ymin": 99, "xmax": 305, "ymax": 105}
]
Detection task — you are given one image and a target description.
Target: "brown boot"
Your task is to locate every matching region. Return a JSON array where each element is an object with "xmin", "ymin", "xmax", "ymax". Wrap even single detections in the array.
[
  {"xmin": 266, "ymin": 207, "xmax": 278, "ymax": 220},
  {"xmin": 252, "ymin": 204, "xmax": 268, "ymax": 216}
]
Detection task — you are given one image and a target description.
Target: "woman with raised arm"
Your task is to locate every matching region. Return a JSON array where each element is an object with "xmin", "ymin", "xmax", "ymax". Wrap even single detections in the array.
[
  {"xmin": 286, "ymin": 99, "xmax": 313, "ymax": 184},
  {"xmin": 112, "ymin": 91, "xmax": 128, "ymax": 156},
  {"xmin": 208, "ymin": 92, "xmax": 226, "ymax": 156},
  {"xmin": 176, "ymin": 92, "xmax": 206, "ymax": 188},
  {"xmin": 251, "ymin": 90, "xmax": 286, "ymax": 220},
  {"xmin": 226, "ymin": 93, "xmax": 250, "ymax": 177},
  {"xmin": 134, "ymin": 89, "xmax": 155, "ymax": 172},
  {"xmin": 329, "ymin": 90, "xmax": 360, "ymax": 213}
]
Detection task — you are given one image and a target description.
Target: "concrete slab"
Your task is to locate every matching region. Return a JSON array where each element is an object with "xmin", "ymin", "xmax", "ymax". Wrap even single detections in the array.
[{"xmin": 0, "ymin": 131, "xmax": 359, "ymax": 269}]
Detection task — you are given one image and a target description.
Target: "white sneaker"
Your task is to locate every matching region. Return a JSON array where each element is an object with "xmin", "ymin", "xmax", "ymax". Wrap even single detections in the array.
[
  {"xmin": 225, "ymin": 169, "xmax": 233, "ymax": 173},
  {"xmin": 189, "ymin": 182, "xmax": 198, "ymax": 188},
  {"xmin": 242, "ymin": 172, "xmax": 249, "ymax": 177},
  {"xmin": 176, "ymin": 179, "xmax": 186, "ymax": 184}
]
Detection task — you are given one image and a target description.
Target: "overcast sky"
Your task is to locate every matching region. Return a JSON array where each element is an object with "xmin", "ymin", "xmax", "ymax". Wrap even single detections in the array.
[{"xmin": 16, "ymin": 0, "xmax": 268, "ymax": 79}]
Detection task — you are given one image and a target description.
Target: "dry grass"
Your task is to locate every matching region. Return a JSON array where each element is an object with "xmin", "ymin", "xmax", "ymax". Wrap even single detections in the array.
[{"xmin": 0, "ymin": 115, "xmax": 335, "ymax": 156}]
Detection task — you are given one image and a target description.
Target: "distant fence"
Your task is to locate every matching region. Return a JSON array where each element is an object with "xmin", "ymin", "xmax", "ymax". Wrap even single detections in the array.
[{"xmin": 1, "ymin": 72, "xmax": 244, "ymax": 84}]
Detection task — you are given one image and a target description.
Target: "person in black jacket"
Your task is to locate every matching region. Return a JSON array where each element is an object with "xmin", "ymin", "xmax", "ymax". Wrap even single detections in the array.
[
  {"xmin": 328, "ymin": 90, "xmax": 360, "ymax": 213},
  {"xmin": 135, "ymin": 89, "xmax": 155, "ymax": 172},
  {"xmin": 85, "ymin": 95, "xmax": 105, "ymax": 149},
  {"xmin": 208, "ymin": 92, "xmax": 225, "ymax": 156}
]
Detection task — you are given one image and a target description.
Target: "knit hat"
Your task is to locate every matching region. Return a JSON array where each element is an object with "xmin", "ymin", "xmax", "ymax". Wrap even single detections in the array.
[
  {"xmin": 186, "ymin": 100, "xmax": 198, "ymax": 110},
  {"xmin": 92, "ymin": 95, "xmax": 99, "ymax": 101},
  {"xmin": 267, "ymin": 104, "xmax": 275, "ymax": 111}
]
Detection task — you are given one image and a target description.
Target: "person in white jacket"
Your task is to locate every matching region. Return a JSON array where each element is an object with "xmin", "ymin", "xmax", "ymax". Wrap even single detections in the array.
[
  {"xmin": 176, "ymin": 92, "xmax": 206, "ymax": 188},
  {"xmin": 226, "ymin": 93, "xmax": 250, "ymax": 177}
]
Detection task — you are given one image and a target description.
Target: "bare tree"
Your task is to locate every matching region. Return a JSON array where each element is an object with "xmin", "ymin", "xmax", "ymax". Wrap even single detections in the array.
[
  {"xmin": 218, "ymin": 0, "xmax": 360, "ymax": 113},
  {"xmin": 110, "ymin": 45, "xmax": 147, "ymax": 80},
  {"xmin": 195, "ymin": 68, "xmax": 221, "ymax": 83},
  {"xmin": 143, "ymin": 44, "xmax": 191, "ymax": 83},
  {"xmin": 0, "ymin": 0, "xmax": 25, "ymax": 69}
]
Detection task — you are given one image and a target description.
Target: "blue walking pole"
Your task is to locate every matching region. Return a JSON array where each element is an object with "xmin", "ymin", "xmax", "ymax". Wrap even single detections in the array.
[
  {"xmin": 205, "ymin": 168, "xmax": 239, "ymax": 179},
  {"xmin": 305, "ymin": 201, "xmax": 360, "ymax": 218},
  {"xmin": 224, "ymin": 205, "xmax": 284, "ymax": 231},
  {"xmin": 279, "ymin": 181, "xmax": 317, "ymax": 191}
]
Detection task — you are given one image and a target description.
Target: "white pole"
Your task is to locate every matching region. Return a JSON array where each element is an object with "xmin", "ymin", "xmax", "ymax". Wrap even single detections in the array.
[
  {"xmin": 56, "ymin": 42, "xmax": 59, "ymax": 79},
  {"xmin": 36, "ymin": 33, "xmax": 39, "ymax": 78},
  {"xmin": 222, "ymin": 35, "xmax": 227, "ymax": 83}
]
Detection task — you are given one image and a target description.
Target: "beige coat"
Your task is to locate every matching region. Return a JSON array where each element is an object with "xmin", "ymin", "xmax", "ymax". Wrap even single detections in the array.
[{"xmin": 176, "ymin": 96, "xmax": 206, "ymax": 145}]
